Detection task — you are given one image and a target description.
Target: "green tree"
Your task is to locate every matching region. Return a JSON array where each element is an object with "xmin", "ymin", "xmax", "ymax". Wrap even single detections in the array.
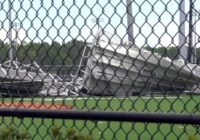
[
  {"xmin": 3, "ymin": 39, "xmax": 87, "ymax": 74},
  {"xmin": 17, "ymin": 42, "xmax": 41, "ymax": 64},
  {"xmin": 143, "ymin": 45, "xmax": 152, "ymax": 51},
  {"xmin": 154, "ymin": 47, "xmax": 167, "ymax": 57},
  {"xmin": 143, "ymin": 45, "xmax": 179, "ymax": 60},
  {"xmin": 0, "ymin": 42, "xmax": 9, "ymax": 63},
  {"xmin": 167, "ymin": 46, "xmax": 179, "ymax": 60},
  {"xmin": 63, "ymin": 39, "xmax": 87, "ymax": 65}
]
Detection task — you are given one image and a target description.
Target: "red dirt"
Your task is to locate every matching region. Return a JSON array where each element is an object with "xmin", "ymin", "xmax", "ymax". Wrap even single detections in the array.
[{"xmin": 0, "ymin": 102, "xmax": 73, "ymax": 110}]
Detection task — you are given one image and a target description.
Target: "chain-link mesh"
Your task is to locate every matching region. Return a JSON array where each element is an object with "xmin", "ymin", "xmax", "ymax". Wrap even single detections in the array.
[{"xmin": 0, "ymin": 0, "xmax": 200, "ymax": 139}]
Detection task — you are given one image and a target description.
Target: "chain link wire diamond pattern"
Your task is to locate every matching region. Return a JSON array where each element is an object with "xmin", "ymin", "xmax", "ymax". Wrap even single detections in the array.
[{"xmin": 0, "ymin": 0, "xmax": 200, "ymax": 139}]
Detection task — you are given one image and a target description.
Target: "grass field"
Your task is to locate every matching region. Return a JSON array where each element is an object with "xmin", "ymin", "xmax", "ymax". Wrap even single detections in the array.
[{"xmin": 0, "ymin": 95, "xmax": 200, "ymax": 140}]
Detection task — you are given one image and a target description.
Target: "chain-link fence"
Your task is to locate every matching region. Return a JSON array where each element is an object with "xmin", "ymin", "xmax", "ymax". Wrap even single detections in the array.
[{"xmin": 0, "ymin": 0, "xmax": 200, "ymax": 139}]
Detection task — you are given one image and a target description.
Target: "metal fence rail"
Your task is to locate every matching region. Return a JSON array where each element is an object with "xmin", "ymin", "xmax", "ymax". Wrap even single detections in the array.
[
  {"xmin": 1, "ymin": 109, "xmax": 200, "ymax": 125},
  {"xmin": 0, "ymin": 0, "xmax": 200, "ymax": 139}
]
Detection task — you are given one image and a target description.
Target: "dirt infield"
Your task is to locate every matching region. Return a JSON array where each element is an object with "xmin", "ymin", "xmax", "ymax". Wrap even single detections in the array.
[{"xmin": 0, "ymin": 102, "xmax": 73, "ymax": 110}]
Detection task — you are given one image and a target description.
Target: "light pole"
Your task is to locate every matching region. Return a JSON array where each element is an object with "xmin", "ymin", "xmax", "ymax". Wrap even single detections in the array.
[
  {"xmin": 188, "ymin": 0, "xmax": 194, "ymax": 63},
  {"xmin": 91, "ymin": 17, "xmax": 104, "ymax": 46},
  {"xmin": 179, "ymin": 0, "xmax": 186, "ymax": 61},
  {"xmin": 8, "ymin": 0, "xmax": 13, "ymax": 63},
  {"xmin": 126, "ymin": 0, "xmax": 134, "ymax": 44},
  {"xmin": 91, "ymin": 17, "xmax": 104, "ymax": 31},
  {"xmin": 14, "ymin": 22, "xmax": 18, "ymax": 62},
  {"xmin": 192, "ymin": 9, "xmax": 198, "ymax": 64},
  {"xmin": 180, "ymin": 0, "xmax": 196, "ymax": 63}
]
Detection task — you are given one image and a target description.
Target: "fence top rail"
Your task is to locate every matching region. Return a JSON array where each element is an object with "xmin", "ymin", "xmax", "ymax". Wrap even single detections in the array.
[{"xmin": 0, "ymin": 108, "xmax": 199, "ymax": 125}]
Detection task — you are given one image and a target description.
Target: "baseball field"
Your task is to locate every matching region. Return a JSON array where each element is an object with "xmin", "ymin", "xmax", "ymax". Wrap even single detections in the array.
[{"xmin": 0, "ymin": 95, "xmax": 199, "ymax": 140}]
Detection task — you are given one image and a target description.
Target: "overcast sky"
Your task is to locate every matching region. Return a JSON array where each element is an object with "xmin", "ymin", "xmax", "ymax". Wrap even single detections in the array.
[{"xmin": 0, "ymin": 0, "xmax": 200, "ymax": 48}]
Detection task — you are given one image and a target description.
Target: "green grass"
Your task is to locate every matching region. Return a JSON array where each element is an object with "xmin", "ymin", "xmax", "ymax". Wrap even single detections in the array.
[{"xmin": 1, "ymin": 95, "xmax": 200, "ymax": 140}]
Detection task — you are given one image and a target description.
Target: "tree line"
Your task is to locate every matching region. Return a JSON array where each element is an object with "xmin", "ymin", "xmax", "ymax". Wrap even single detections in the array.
[
  {"xmin": 0, "ymin": 40, "xmax": 200, "ymax": 74},
  {"xmin": 144, "ymin": 45, "xmax": 200, "ymax": 63},
  {"xmin": 0, "ymin": 39, "xmax": 87, "ymax": 65}
]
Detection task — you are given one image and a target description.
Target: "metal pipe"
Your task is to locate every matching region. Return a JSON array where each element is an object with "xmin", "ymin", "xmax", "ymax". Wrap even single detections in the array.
[
  {"xmin": 14, "ymin": 22, "xmax": 18, "ymax": 63},
  {"xmin": 192, "ymin": 10, "xmax": 197, "ymax": 63},
  {"xmin": 179, "ymin": 0, "xmax": 186, "ymax": 61},
  {"xmin": 188, "ymin": 0, "xmax": 193, "ymax": 63},
  {"xmin": 0, "ymin": 109, "xmax": 200, "ymax": 124},
  {"xmin": 126, "ymin": 0, "xmax": 134, "ymax": 44},
  {"xmin": 8, "ymin": 0, "xmax": 13, "ymax": 62}
]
